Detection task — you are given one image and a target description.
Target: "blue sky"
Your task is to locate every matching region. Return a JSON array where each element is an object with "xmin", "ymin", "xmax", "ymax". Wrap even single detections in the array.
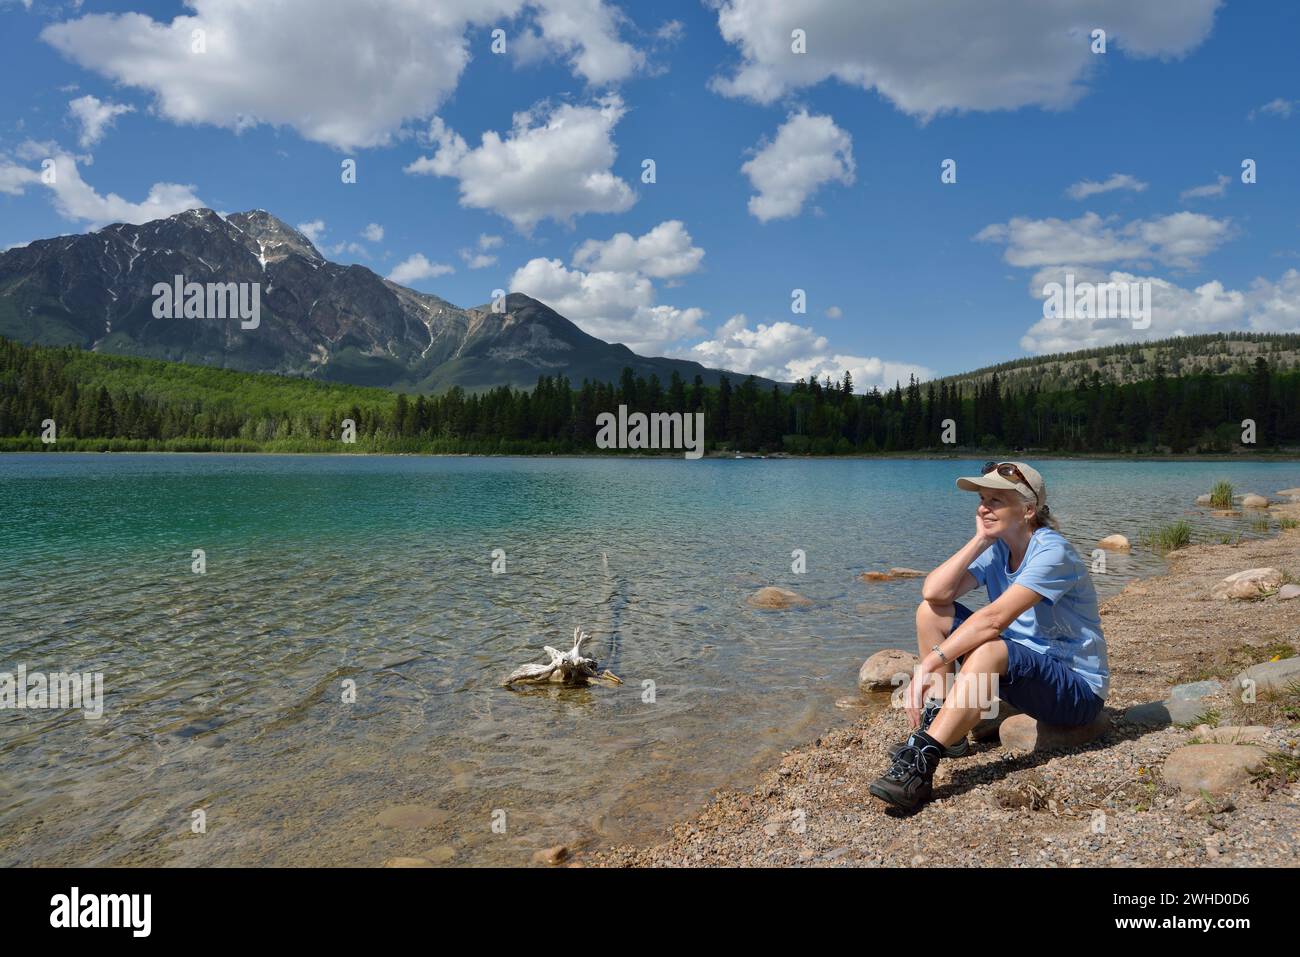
[{"xmin": 1, "ymin": 0, "xmax": 1298, "ymax": 389}]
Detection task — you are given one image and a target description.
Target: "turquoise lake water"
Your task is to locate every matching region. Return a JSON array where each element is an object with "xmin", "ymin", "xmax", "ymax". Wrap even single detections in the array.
[{"xmin": 1, "ymin": 453, "xmax": 1297, "ymax": 865}]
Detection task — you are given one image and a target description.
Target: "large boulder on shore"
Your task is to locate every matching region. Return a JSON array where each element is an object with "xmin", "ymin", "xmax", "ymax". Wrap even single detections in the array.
[
  {"xmin": 998, "ymin": 711, "xmax": 1110, "ymax": 753},
  {"xmin": 746, "ymin": 586, "xmax": 812, "ymax": 610},
  {"xmin": 1231, "ymin": 657, "xmax": 1300, "ymax": 696},
  {"xmin": 1097, "ymin": 534, "xmax": 1130, "ymax": 550},
  {"xmin": 1210, "ymin": 567, "xmax": 1283, "ymax": 600},
  {"xmin": 1191, "ymin": 724, "xmax": 1271, "ymax": 745},
  {"xmin": 1241, "ymin": 493, "xmax": 1270, "ymax": 508},
  {"xmin": 857, "ymin": 649, "xmax": 918, "ymax": 691},
  {"xmin": 1278, "ymin": 584, "xmax": 1300, "ymax": 601},
  {"xmin": 971, "ymin": 699, "xmax": 1022, "ymax": 741},
  {"xmin": 1162, "ymin": 744, "xmax": 1268, "ymax": 797}
]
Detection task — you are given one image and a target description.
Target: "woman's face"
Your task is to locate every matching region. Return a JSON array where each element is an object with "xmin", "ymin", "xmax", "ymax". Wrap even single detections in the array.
[{"xmin": 977, "ymin": 488, "xmax": 1029, "ymax": 537}]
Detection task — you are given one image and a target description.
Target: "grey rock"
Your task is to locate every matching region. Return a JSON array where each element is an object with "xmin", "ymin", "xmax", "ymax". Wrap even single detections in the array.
[
  {"xmin": 1231, "ymin": 657, "xmax": 1300, "ymax": 696},
  {"xmin": 1162, "ymin": 744, "xmax": 1268, "ymax": 797}
]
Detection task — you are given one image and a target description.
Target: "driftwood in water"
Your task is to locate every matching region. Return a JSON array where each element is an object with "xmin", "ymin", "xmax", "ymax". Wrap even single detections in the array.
[{"xmin": 502, "ymin": 627, "xmax": 623, "ymax": 687}]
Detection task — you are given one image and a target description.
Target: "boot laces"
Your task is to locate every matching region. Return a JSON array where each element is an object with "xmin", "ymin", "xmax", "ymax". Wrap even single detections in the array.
[{"xmin": 885, "ymin": 740, "xmax": 938, "ymax": 780}]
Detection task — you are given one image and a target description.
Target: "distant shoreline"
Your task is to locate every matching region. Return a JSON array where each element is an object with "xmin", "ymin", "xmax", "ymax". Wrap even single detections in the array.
[{"xmin": 3, "ymin": 448, "xmax": 1300, "ymax": 462}]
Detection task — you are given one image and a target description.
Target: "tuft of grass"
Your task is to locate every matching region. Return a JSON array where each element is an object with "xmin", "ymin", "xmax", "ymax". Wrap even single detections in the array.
[
  {"xmin": 1250, "ymin": 514, "xmax": 1271, "ymax": 533},
  {"xmin": 1250, "ymin": 751, "xmax": 1300, "ymax": 796},
  {"xmin": 1280, "ymin": 517, "xmax": 1299, "ymax": 530},
  {"xmin": 1215, "ymin": 532, "xmax": 1244, "ymax": 545},
  {"xmin": 1210, "ymin": 480, "xmax": 1235, "ymax": 509},
  {"xmin": 1142, "ymin": 519, "xmax": 1192, "ymax": 553}
]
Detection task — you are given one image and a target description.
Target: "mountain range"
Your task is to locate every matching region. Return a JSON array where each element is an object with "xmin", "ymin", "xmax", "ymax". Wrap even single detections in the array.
[{"xmin": 0, "ymin": 208, "xmax": 774, "ymax": 393}]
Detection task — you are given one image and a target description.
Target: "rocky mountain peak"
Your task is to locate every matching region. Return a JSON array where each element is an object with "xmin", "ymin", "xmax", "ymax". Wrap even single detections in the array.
[{"xmin": 225, "ymin": 209, "xmax": 323, "ymax": 264}]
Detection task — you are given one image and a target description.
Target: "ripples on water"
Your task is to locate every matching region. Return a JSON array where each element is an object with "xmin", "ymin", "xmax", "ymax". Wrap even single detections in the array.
[{"xmin": 0, "ymin": 453, "xmax": 1295, "ymax": 865}]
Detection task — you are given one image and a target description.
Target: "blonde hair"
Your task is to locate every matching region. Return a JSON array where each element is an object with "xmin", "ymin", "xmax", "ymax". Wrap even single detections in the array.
[{"xmin": 1018, "ymin": 490, "xmax": 1060, "ymax": 532}]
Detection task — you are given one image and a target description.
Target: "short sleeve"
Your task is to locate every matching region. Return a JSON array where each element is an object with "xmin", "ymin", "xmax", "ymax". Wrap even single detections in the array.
[
  {"xmin": 967, "ymin": 542, "xmax": 997, "ymax": 586},
  {"xmin": 1015, "ymin": 538, "xmax": 1080, "ymax": 605}
]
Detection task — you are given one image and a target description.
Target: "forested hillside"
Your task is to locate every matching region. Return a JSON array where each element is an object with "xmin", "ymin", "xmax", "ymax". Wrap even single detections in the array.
[{"xmin": 2, "ymin": 337, "xmax": 1298, "ymax": 454}]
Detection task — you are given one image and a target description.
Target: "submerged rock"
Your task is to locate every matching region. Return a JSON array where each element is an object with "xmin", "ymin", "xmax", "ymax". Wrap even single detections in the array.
[
  {"xmin": 374, "ymin": 805, "xmax": 448, "ymax": 830},
  {"xmin": 1209, "ymin": 509, "xmax": 1242, "ymax": 517},
  {"xmin": 532, "ymin": 845, "xmax": 570, "ymax": 865},
  {"xmin": 858, "ymin": 571, "xmax": 894, "ymax": 582},
  {"xmin": 747, "ymin": 586, "xmax": 812, "ymax": 609},
  {"xmin": 1241, "ymin": 493, "xmax": 1270, "ymax": 508},
  {"xmin": 888, "ymin": 567, "xmax": 926, "ymax": 578},
  {"xmin": 1195, "ymin": 494, "xmax": 1213, "ymax": 505}
]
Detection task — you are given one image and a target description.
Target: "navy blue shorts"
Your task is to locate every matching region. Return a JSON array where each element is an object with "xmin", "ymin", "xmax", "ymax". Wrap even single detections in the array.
[{"xmin": 951, "ymin": 601, "xmax": 1104, "ymax": 727}]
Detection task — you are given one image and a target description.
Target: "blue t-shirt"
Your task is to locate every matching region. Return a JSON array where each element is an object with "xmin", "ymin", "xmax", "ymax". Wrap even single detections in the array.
[{"xmin": 966, "ymin": 528, "xmax": 1110, "ymax": 700}]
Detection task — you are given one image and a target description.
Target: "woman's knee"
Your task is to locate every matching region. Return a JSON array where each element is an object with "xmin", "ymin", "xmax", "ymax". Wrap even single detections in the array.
[
  {"xmin": 964, "ymin": 638, "xmax": 1008, "ymax": 672},
  {"xmin": 915, "ymin": 598, "xmax": 954, "ymax": 626}
]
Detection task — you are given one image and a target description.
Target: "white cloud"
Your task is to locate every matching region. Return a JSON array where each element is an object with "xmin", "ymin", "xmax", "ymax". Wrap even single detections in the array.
[
  {"xmin": 742, "ymin": 110, "xmax": 854, "ymax": 222},
  {"xmin": 524, "ymin": 0, "xmax": 644, "ymax": 85},
  {"xmin": 573, "ymin": 220, "xmax": 703, "ymax": 278},
  {"xmin": 1065, "ymin": 173, "xmax": 1147, "ymax": 200},
  {"xmin": 1019, "ymin": 265, "xmax": 1300, "ymax": 352},
  {"xmin": 824, "ymin": 305, "xmax": 843, "ymax": 319},
  {"xmin": 41, "ymin": 0, "xmax": 644, "ymax": 151},
  {"xmin": 0, "ymin": 145, "xmax": 203, "ymax": 226},
  {"xmin": 1248, "ymin": 97, "xmax": 1295, "ymax": 120},
  {"xmin": 682, "ymin": 314, "xmax": 932, "ymax": 390},
  {"xmin": 405, "ymin": 96, "xmax": 635, "ymax": 231},
  {"xmin": 361, "ymin": 222, "xmax": 384, "ymax": 242},
  {"xmin": 507, "ymin": 221, "xmax": 713, "ymax": 350},
  {"xmin": 460, "ymin": 232, "xmax": 503, "ymax": 268},
  {"xmin": 656, "ymin": 19, "xmax": 684, "ymax": 42},
  {"xmin": 67, "ymin": 94, "xmax": 133, "ymax": 148},
  {"xmin": 510, "ymin": 256, "xmax": 705, "ymax": 352},
  {"xmin": 388, "ymin": 253, "xmax": 454, "ymax": 284},
  {"xmin": 296, "ymin": 219, "xmax": 326, "ymax": 243},
  {"xmin": 709, "ymin": 0, "xmax": 1219, "ymax": 115},
  {"xmin": 1179, "ymin": 174, "xmax": 1230, "ymax": 201},
  {"xmin": 976, "ymin": 211, "xmax": 1232, "ymax": 270}
]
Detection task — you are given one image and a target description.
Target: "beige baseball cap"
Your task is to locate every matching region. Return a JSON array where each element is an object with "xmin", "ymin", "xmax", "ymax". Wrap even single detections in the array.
[{"xmin": 956, "ymin": 461, "xmax": 1046, "ymax": 506}]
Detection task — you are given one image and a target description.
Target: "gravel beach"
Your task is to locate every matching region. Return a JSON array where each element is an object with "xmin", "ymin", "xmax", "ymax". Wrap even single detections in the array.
[{"xmin": 588, "ymin": 501, "xmax": 1300, "ymax": 868}]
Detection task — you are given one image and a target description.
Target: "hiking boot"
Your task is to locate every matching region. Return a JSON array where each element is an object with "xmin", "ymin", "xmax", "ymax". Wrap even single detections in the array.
[
  {"xmin": 869, "ymin": 731, "xmax": 943, "ymax": 811},
  {"xmin": 887, "ymin": 700, "xmax": 969, "ymax": 759}
]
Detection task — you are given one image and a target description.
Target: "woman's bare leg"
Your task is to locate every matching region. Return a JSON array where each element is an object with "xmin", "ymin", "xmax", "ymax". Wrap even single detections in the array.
[
  {"xmin": 927, "ymin": 639, "xmax": 1008, "ymax": 747},
  {"xmin": 914, "ymin": 600, "xmax": 957, "ymax": 707}
]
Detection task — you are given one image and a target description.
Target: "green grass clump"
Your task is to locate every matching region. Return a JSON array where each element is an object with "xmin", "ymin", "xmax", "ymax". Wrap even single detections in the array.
[
  {"xmin": 1210, "ymin": 480, "xmax": 1234, "ymax": 509},
  {"xmin": 1250, "ymin": 515, "xmax": 1271, "ymax": 533},
  {"xmin": 1280, "ymin": 517, "xmax": 1299, "ymax": 530},
  {"xmin": 1142, "ymin": 519, "xmax": 1192, "ymax": 553}
]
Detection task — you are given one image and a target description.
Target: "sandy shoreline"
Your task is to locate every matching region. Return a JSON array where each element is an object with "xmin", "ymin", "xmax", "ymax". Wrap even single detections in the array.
[{"xmin": 586, "ymin": 499, "xmax": 1300, "ymax": 868}]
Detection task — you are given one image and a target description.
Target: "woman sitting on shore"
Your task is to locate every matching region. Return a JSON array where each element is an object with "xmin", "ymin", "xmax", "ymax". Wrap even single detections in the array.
[{"xmin": 869, "ymin": 461, "xmax": 1110, "ymax": 811}]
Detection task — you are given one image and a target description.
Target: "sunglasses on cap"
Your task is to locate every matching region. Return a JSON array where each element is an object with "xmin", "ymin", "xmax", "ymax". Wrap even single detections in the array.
[{"xmin": 981, "ymin": 461, "xmax": 1039, "ymax": 504}]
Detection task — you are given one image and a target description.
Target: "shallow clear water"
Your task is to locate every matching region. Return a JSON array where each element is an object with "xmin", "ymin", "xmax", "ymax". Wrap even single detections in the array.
[{"xmin": 1, "ymin": 453, "xmax": 1296, "ymax": 865}]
